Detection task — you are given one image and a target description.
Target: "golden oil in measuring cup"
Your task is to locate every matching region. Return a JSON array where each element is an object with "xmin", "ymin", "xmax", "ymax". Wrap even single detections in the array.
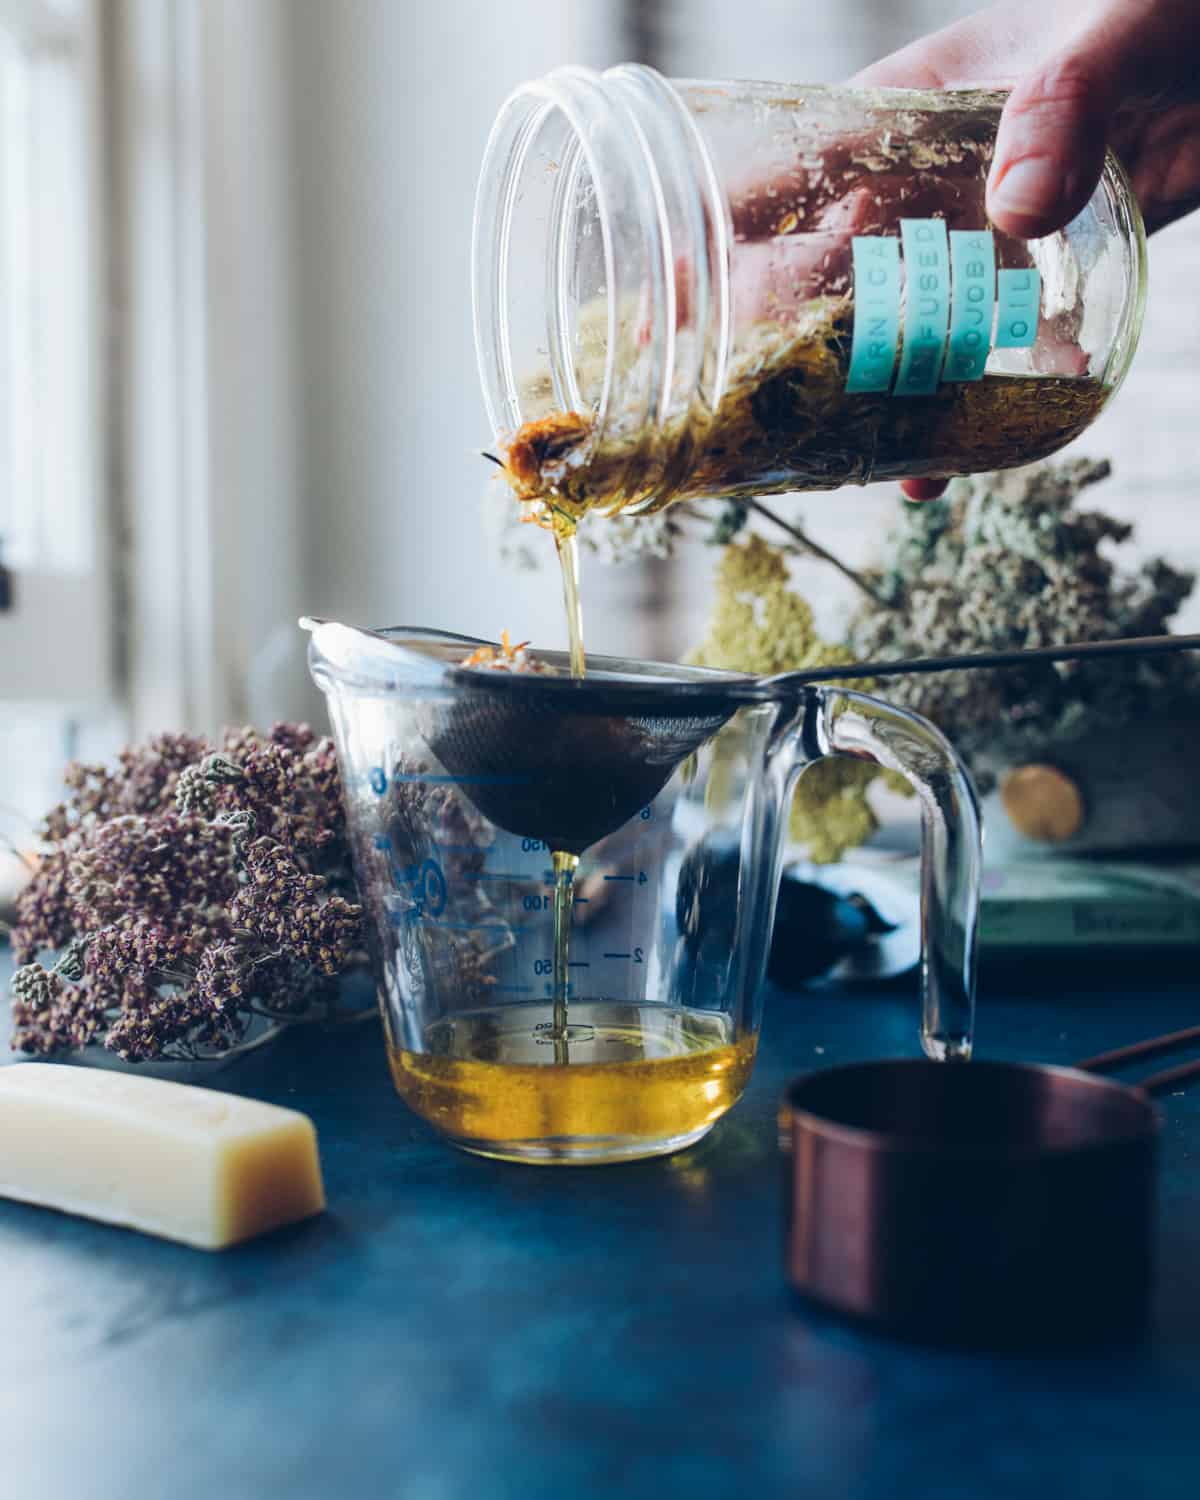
[{"xmin": 387, "ymin": 1001, "xmax": 757, "ymax": 1163}]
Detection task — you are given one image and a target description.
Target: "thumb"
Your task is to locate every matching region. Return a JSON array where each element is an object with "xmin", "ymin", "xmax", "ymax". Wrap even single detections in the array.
[{"xmin": 987, "ymin": 46, "xmax": 1120, "ymax": 238}]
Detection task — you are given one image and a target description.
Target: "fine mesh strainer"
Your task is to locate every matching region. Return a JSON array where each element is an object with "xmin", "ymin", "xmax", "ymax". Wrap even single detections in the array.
[{"xmin": 425, "ymin": 652, "xmax": 737, "ymax": 853}]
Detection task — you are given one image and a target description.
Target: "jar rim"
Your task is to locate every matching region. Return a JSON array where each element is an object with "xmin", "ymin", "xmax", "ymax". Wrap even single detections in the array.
[
  {"xmin": 471, "ymin": 64, "xmax": 731, "ymax": 487},
  {"xmin": 472, "ymin": 68, "xmax": 614, "ymax": 451}
]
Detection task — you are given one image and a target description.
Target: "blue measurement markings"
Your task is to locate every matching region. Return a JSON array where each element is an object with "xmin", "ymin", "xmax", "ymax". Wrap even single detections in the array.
[
  {"xmin": 391, "ymin": 772, "xmax": 531, "ymax": 786},
  {"xmin": 384, "ymin": 855, "xmax": 447, "ymax": 923}
]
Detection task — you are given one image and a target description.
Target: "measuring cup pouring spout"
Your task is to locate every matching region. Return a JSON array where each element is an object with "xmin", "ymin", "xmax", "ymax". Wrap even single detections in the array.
[{"xmin": 304, "ymin": 623, "xmax": 983, "ymax": 1163}]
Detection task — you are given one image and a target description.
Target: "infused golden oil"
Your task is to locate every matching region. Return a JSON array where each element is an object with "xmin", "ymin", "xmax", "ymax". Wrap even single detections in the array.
[{"xmin": 388, "ymin": 1001, "xmax": 757, "ymax": 1162}]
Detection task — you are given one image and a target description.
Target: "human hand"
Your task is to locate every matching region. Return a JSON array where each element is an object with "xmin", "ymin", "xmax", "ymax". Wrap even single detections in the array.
[{"xmin": 857, "ymin": 0, "xmax": 1200, "ymax": 499}]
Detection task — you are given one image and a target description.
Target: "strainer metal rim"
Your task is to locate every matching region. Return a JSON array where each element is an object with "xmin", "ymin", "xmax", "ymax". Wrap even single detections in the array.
[{"xmin": 313, "ymin": 623, "xmax": 787, "ymax": 712}]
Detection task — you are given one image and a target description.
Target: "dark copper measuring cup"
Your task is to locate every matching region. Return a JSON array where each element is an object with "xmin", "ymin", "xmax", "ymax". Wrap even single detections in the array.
[{"xmin": 780, "ymin": 1025, "xmax": 1200, "ymax": 1346}]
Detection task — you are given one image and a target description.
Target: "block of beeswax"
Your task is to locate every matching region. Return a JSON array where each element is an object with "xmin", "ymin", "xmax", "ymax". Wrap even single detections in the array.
[{"xmin": 0, "ymin": 1064, "xmax": 325, "ymax": 1249}]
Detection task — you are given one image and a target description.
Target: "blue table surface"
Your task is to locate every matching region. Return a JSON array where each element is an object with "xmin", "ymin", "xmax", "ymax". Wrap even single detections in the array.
[{"xmin": 2, "ymin": 960, "xmax": 1200, "ymax": 1500}]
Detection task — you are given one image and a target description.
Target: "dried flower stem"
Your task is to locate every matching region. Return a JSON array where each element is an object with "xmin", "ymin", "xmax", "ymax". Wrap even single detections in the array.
[{"xmin": 746, "ymin": 499, "xmax": 897, "ymax": 610}]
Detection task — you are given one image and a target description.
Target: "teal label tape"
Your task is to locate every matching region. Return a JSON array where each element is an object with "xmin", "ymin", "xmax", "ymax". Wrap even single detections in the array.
[
  {"xmin": 995, "ymin": 268, "xmax": 1041, "ymax": 348},
  {"xmin": 944, "ymin": 230, "xmax": 995, "ymax": 381},
  {"xmin": 846, "ymin": 237, "xmax": 901, "ymax": 393},
  {"xmin": 894, "ymin": 219, "xmax": 951, "ymax": 396},
  {"xmin": 845, "ymin": 225, "xmax": 1034, "ymax": 391}
]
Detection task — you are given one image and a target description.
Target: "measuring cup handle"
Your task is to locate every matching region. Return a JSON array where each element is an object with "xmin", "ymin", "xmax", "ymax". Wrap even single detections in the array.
[{"xmin": 814, "ymin": 689, "xmax": 982, "ymax": 1061}]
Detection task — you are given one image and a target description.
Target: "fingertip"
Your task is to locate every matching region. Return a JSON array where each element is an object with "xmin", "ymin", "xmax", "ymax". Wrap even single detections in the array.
[
  {"xmin": 988, "ymin": 59, "xmax": 1112, "ymax": 237},
  {"xmin": 900, "ymin": 480, "xmax": 948, "ymax": 502},
  {"xmin": 986, "ymin": 156, "xmax": 1095, "ymax": 240}
]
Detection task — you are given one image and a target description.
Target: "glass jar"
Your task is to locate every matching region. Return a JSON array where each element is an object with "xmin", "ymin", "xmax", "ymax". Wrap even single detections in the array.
[{"xmin": 472, "ymin": 66, "xmax": 1146, "ymax": 517}]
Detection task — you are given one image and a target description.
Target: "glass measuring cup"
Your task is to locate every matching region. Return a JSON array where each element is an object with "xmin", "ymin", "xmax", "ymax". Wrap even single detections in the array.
[{"xmin": 306, "ymin": 624, "xmax": 981, "ymax": 1164}]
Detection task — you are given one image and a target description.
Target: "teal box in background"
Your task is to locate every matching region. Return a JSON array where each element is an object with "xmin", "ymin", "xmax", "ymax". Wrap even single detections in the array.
[{"xmin": 979, "ymin": 860, "xmax": 1200, "ymax": 952}]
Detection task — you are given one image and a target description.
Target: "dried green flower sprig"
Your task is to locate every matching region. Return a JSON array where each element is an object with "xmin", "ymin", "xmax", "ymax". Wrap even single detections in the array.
[
  {"xmin": 10, "ymin": 725, "xmax": 366, "ymax": 1062},
  {"xmin": 688, "ymin": 533, "xmax": 913, "ymax": 862},
  {"xmin": 687, "ymin": 456, "xmax": 1199, "ymax": 857},
  {"xmin": 849, "ymin": 458, "xmax": 1199, "ymax": 785}
]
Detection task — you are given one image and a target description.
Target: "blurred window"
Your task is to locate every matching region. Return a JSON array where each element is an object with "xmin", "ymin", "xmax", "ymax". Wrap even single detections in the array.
[{"xmin": 0, "ymin": 0, "xmax": 111, "ymax": 821}]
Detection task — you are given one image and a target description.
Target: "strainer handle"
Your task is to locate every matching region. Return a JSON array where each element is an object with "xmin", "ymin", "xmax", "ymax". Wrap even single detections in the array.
[{"xmin": 813, "ymin": 689, "xmax": 982, "ymax": 1061}]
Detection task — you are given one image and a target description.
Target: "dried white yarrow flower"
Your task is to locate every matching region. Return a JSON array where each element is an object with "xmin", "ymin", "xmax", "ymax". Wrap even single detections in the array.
[{"xmin": 575, "ymin": 509, "xmax": 681, "ymax": 565}]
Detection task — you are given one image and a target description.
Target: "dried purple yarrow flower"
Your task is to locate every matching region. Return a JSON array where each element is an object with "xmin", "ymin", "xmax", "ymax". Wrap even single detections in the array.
[
  {"xmin": 170, "ymin": 736, "xmax": 336, "ymax": 876},
  {"xmin": 253, "ymin": 952, "xmax": 335, "ymax": 1016},
  {"xmin": 193, "ymin": 940, "xmax": 253, "ymax": 1012},
  {"xmin": 229, "ymin": 836, "xmax": 362, "ymax": 975},
  {"xmin": 104, "ymin": 986, "xmax": 246, "ymax": 1063},
  {"xmin": 86, "ymin": 915, "xmax": 189, "ymax": 984},
  {"xmin": 10, "ymin": 962, "xmax": 109, "ymax": 1054},
  {"xmin": 265, "ymin": 723, "xmax": 316, "ymax": 754},
  {"xmin": 11, "ymin": 845, "xmax": 75, "ymax": 962},
  {"xmin": 8, "ymin": 723, "xmax": 366, "ymax": 1061},
  {"xmin": 65, "ymin": 814, "xmax": 239, "ymax": 933},
  {"xmin": 45, "ymin": 732, "xmax": 212, "ymax": 836}
]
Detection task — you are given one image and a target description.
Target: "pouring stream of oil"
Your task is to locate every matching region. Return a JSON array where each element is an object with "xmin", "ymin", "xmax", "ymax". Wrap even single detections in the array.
[
  {"xmin": 547, "ymin": 528, "xmax": 586, "ymax": 1060},
  {"xmin": 555, "ymin": 529, "xmax": 586, "ymax": 680}
]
